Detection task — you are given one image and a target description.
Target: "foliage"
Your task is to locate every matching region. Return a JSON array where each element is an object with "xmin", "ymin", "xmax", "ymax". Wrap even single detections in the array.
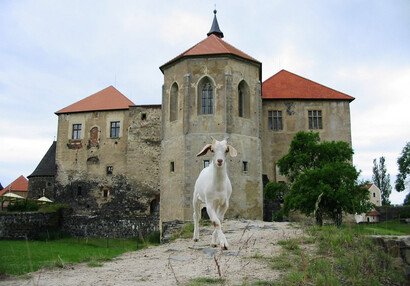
[
  {"xmin": 404, "ymin": 193, "xmax": 410, "ymax": 205},
  {"xmin": 395, "ymin": 142, "xmax": 410, "ymax": 204},
  {"xmin": 264, "ymin": 182, "xmax": 287, "ymax": 202},
  {"xmin": 0, "ymin": 236, "xmax": 158, "ymax": 275},
  {"xmin": 272, "ymin": 225, "xmax": 406, "ymax": 285},
  {"xmin": 38, "ymin": 203, "xmax": 72, "ymax": 213},
  {"xmin": 277, "ymin": 131, "xmax": 372, "ymax": 227},
  {"xmin": 7, "ymin": 199, "xmax": 39, "ymax": 212},
  {"xmin": 372, "ymin": 157, "xmax": 392, "ymax": 205}
]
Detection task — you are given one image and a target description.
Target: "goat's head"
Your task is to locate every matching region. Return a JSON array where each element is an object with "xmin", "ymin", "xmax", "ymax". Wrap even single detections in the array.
[{"xmin": 196, "ymin": 137, "xmax": 237, "ymax": 167}]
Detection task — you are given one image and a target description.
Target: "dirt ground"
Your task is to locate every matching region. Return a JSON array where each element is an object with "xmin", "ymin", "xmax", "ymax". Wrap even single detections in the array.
[{"xmin": 1, "ymin": 220, "xmax": 305, "ymax": 286}]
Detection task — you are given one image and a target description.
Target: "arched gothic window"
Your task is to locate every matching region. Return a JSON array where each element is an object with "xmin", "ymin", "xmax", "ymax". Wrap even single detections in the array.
[
  {"xmin": 170, "ymin": 83, "xmax": 178, "ymax": 121},
  {"xmin": 238, "ymin": 80, "xmax": 250, "ymax": 118},
  {"xmin": 200, "ymin": 80, "xmax": 214, "ymax": 115}
]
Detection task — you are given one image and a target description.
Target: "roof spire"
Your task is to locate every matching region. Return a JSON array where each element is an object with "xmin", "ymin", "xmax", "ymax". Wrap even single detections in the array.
[{"xmin": 207, "ymin": 9, "xmax": 224, "ymax": 38}]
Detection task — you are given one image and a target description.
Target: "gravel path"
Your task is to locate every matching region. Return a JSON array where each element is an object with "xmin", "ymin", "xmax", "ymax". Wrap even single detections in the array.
[{"xmin": 1, "ymin": 220, "xmax": 304, "ymax": 286}]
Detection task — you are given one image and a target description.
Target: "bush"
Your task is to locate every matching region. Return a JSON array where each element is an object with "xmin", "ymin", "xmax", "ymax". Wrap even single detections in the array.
[
  {"xmin": 264, "ymin": 181, "xmax": 287, "ymax": 203},
  {"xmin": 7, "ymin": 199, "xmax": 39, "ymax": 212},
  {"xmin": 39, "ymin": 203, "xmax": 72, "ymax": 213}
]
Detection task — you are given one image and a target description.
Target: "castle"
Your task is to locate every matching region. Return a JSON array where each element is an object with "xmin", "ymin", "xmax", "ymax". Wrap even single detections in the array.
[{"xmin": 27, "ymin": 11, "xmax": 354, "ymax": 237}]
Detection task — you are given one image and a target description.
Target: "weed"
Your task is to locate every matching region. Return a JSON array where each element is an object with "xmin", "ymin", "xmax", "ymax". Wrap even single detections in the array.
[
  {"xmin": 87, "ymin": 259, "xmax": 104, "ymax": 267},
  {"xmin": 186, "ymin": 277, "xmax": 225, "ymax": 285}
]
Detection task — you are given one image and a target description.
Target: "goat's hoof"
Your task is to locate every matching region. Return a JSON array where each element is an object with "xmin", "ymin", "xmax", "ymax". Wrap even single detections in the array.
[
  {"xmin": 193, "ymin": 238, "xmax": 199, "ymax": 242},
  {"xmin": 211, "ymin": 244, "xmax": 218, "ymax": 248},
  {"xmin": 222, "ymin": 245, "xmax": 228, "ymax": 250}
]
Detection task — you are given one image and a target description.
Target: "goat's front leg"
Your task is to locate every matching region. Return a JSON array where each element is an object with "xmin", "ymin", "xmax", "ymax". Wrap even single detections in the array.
[{"xmin": 207, "ymin": 202, "xmax": 228, "ymax": 250}]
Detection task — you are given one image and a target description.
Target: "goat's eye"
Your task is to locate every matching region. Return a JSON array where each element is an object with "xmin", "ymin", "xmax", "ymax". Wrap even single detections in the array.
[{"xmin": 210, "ymin": 149, "xmax": 214, "ymax": 153}]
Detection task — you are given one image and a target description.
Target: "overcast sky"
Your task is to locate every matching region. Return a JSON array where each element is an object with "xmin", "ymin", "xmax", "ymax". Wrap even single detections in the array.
[{"xmin": 1, "ymin": 0, "xmax": 409, "ymax": 204}]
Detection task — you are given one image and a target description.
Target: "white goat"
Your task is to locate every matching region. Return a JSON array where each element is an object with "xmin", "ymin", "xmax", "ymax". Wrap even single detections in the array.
[{"xmin": 192, "ymin": 137, "xmax": 237, "ymax": 249}]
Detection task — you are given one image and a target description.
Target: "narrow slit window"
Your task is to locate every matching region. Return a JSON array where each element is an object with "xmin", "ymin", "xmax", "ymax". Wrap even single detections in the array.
[
  {"xmin": 170, "ymin": 161, "xmax": 175, "ymax": 173},
  {"xmin": 204, "ymin": 160, "xmax": 210, "ymax": 168},
  {"xmin": 106, "ymin": 166, "xmax": 113, "ymax": 175},
  {"xmin": 243, "ymin": 161, "xmax": 248, "ymax": 174}
]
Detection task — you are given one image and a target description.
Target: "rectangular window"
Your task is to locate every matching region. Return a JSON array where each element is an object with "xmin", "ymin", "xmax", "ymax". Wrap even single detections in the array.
[
  {"xmin": 268, "ymin": 111, "xmax": 282, "ymax": 130},
  {"xmin": 242, "ymin": 161, "xmax": 248, "ymax": 174},
  {"xmin": 204, "ymin": 160, "xmax": 210, "ymax": 168},
  {"xmin": 141, "ymin": 113, "xmax": 147, "ymax": 120},
  {"xmin": 72, "ymin": 124, "xmax": 82, "ymax": 139},
  {"xmin": 170, "ymin": 161, "xmax": 175, "ymax": 173},
  {"xmin": 106, "ymin": 166, "xmax": 113, "ymax": 175},
  {"xmin": 110, "ymin": 121, "xmax": 120, "ymax": 138},
  {"xmin": 308, "ymin": 110, "xmax": 322, "ymax": 129},
  {"xmin": 373, "ymin": 192, "xmax": 376, "ymax": 198}
]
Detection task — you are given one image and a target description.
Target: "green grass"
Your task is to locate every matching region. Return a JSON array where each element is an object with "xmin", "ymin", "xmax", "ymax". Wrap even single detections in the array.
[
  {"xmin": 271, "ymin": 225, "xmax": 406, "ymax": 285},
  {"xmin": 0, "ymin": 235, "xmax": 160, "ymax": 275},
  {"xmin": 350, "ymin": 220, "xmax": 410, "ymax": 236}
]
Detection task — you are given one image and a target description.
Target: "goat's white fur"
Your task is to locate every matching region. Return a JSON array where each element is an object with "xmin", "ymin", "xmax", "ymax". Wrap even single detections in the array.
[{"xmin": 193, "ymin": 137, "xmax": 237, "ymax": 249}]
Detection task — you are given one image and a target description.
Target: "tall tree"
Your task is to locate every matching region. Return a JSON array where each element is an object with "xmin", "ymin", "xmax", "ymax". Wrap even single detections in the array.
[
  {"xmin": 372, "ymin": 157, "xmax": 392, "ymax": 205},
  {"xmin": 277, "ymin": 131, "xmax": 372, "ymax": 227},
  {"xmin": 395, "ymin": 142, "xmax": 410, "ymax": 205}
]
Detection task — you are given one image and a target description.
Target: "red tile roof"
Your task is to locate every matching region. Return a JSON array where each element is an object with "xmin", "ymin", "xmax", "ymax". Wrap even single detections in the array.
[
  {"xmin": 55, "ymin": 86, "xmax": 135, "ymax": 114},
  {"xmin": 367, "ymin": 210, "xmax": 381, "ymax": 216},
  {"xmin": 262, "ymin": 70, "xmax": 355, "ymax": 101},
  {"xmin": 160, "ymin": 34, "xmax": 260, "ymax": 72},
  {"xmin": 0, "ymin": 175, "xmax": 28, "ymax": 195}
]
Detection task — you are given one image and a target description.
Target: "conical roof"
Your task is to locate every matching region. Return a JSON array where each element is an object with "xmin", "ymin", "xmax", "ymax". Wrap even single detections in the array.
[
  {"xmin": 207, "ymin": 10, "xmax": 224, "ymax": 38},
  {"xmin": 55, "ymin": 86, "xmax": 135, "ymax": 114},
  {"xmin": 28, "ymin": 141, "xmax": 57, "ymax": 178}
]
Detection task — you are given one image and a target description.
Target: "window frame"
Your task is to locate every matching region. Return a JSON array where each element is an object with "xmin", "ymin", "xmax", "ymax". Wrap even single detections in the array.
[
  {"xmin": 201, "ymin": 82, "xmax": 214, "ymax": 115},
  {"xmin": 308, "ymin": 110, "xmax": 323, "ymax": 130},
  {"xmin": 268, "ymin": 110, "xmax": 283, "ymax": 131},
  {"xmin": 72, "ymin": 124, "xmax": 82, "ymax": 140},
  {"xmin": 110, "ymin": 121, "xmax": 120, "ymax": 138}
]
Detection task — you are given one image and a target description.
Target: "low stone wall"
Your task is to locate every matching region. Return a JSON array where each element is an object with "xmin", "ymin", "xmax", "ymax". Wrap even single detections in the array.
[
  {"xmin": 61, "ymin": 213, "xmax": 159, "ymax": 238},
  {"xmin": 0, "ymin": 209, "xmax": 159, "ymax": 240},
  {"xmin": 372, "ymin": 236, "xmax": 410, "ymax": 282},
  {"xmin": 0, "ymin": 211, "xmax": 60, "ymax": 239}
]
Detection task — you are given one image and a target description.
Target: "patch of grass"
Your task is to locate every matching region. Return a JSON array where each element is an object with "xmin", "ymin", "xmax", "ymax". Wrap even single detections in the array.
[
  {"xmin": 270, "ymin": 254, "xmax": 293, "ymax": 270},
  {"xmin": 350, "ymin": 220, "xmax": 410, "ymax": 236},
  {"xmin": 170, "ymin": 222, "xmax": 195, "ymax": 240},
  {"xmin": 272, "ymin": 225, "xmax": 406, "ymax": 286},
  {"xmin": 186, "ymin": 277, "xmax": 225, "ymax": 285},
  {"xmin": 0, "ymin": 236, "xmax": 155, "ymax": 275},
  {"xmin": 87, "ymin": 259, "xmax": 104, "ymax": 267}
]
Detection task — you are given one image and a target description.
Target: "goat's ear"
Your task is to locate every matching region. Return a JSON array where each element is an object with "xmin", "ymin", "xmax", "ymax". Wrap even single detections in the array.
[
  {"xmin": 227, "ymin": 145, "xmax": 237, "ymax": 157},
  {"xmin": 196, "ymin": 144, "xmax": 212, "ymax": 157}
]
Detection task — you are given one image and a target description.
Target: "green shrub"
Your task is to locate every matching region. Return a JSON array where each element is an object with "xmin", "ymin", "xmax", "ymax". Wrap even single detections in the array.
[
  {"xmin": 39, "ymin": 203, "xmax": 72, "ymax": 213},
  {"xmin": 7, "ymin": 199, "xmax": 39, "ymax": 212},
  {"xmin": 264, "ymin": 182, "xmax": 287, "ymax": 202}
]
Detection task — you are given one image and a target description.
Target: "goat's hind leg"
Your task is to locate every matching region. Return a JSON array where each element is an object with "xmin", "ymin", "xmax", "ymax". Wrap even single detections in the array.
[{"xmin": 192, "ymin": 195, "xmax": 201, "ymax": 242}]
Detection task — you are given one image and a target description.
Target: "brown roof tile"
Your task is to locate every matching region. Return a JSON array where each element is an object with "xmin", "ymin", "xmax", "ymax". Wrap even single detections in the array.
[
  {"xmin": 160, "ymin": 34, "xmax": 260, "ymax": 72},
  {"xmin": 262, "ymin": 70, "xmax": 355, "ymax": 101},
  {"xmin": 55, "ymin": 86, "xmax": 135, "ymax": 114},
  {"xmin": 0, "ymin": 175, "xmax": 28, "ymax": 195}
]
